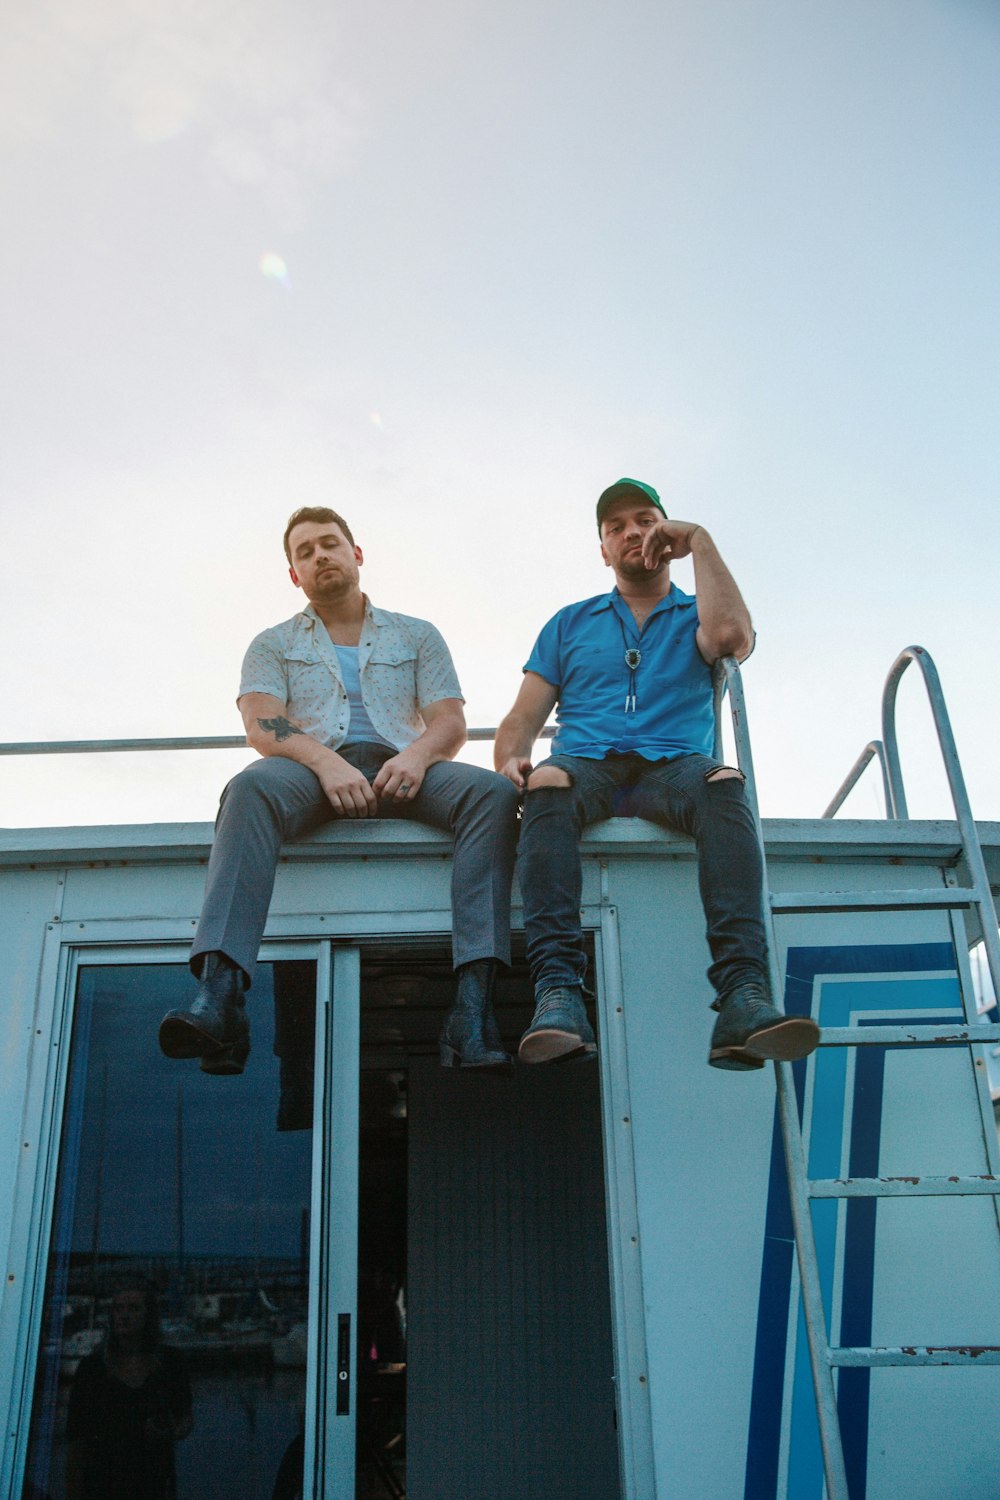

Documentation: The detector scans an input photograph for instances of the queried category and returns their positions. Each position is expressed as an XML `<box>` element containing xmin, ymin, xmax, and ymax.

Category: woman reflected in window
<box><xmin>65</xmin><ymin>1279</ymin><xmax>192</xmax><ymax>1500</ymax></box>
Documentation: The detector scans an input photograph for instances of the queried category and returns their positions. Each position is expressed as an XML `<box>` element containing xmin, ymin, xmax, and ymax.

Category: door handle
<box><xmin>336</xmin><ymin>1313</ymin><xmax>351</xmax><ymax>1414</ymax></box>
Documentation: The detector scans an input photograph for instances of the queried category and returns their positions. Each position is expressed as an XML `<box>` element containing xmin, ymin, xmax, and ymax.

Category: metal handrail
<box><xmin>824</xmin><ymin>642</ymin><xmax>979</xmax><ymax>825</ymax></box>
<box><xmin>821</xmin><ymin>739</ymin><xmax>891</xmax><ymax>818</ymax></box>
<box><xmin>880</xmin><ymin>645</ymin><xmax>1000</xmax><ymax>1001</ymax></box>
<box><xmin>0</xmin><ymin>728</ymin><xmax>555</xmax><ymax>757</ymax></box>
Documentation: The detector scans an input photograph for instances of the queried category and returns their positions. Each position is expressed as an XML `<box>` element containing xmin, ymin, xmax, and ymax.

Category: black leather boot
<box><xmin>708</xmin><ymin>981</ymin><xmax>820</xmax><ymax>1071</ymax></box>
<box><xmin>518</xmin><ymin>984</ymin><xmax>596</xmax><ymax>1064</ymax></box>
<box><xmin>158</xmin><ymin>952</ymin><xmax>251</xmax><ymax>1076</ymax></box>
<box><xmin>438</xmin><ymin>959</ymin><xmax>512</xmax><ymax>1069</ymax></box>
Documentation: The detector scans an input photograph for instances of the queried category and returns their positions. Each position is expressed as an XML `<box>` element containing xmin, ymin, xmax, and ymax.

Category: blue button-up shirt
<box><xmin>524</xmin><ymin>586</ymin><xmax>715</xmax><ymax>760</ymax></box>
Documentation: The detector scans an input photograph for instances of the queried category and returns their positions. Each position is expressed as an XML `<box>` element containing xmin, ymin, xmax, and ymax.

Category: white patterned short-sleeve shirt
<box><xmin>238</xmin><ymin>600</ymin><xmax>464</xmax><ymax>751</ymax></box>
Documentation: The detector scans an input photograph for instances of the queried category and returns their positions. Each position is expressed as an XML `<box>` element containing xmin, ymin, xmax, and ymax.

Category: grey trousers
<box><xmin>192</xmin><ymin>743</ymin><xmax>520</xmax><ymax>986</ymax></box>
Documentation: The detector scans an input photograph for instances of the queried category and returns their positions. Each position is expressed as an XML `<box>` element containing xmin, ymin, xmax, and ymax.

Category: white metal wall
<box><xmin>2</xmin><ymin>819</ymin><xmax>999</xmax><ymax>1499</ymax></box>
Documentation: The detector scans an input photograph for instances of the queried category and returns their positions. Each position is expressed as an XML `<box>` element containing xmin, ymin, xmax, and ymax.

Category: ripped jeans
<box><xmin>517</xmin><ymin>751</ymin><xmax>768</xmax><ymax>1001</ymax></box>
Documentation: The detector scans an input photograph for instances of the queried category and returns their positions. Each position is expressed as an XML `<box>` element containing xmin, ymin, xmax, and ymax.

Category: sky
<box><xmin>2</xmin><ymin>0</ymin><xmax>998</xmax><ymax>828</ymax></box>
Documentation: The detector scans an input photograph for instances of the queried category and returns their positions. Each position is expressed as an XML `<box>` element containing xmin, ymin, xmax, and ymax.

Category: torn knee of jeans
<box><xmin>525</xmin><ymin>767</ymin><xmax>574</xmax><ymax>792</ymax></box>
<box><xmin>705</xmin><ymin>766</ymin><xmax>745</xmax><ymax>785</ymax></box>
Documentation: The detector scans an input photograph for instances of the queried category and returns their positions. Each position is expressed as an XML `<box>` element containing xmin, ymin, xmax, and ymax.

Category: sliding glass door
<box><xmin>16</xmin><ymin>947</ymin><xmax>362</xmax><ymax>1500</ymax></box>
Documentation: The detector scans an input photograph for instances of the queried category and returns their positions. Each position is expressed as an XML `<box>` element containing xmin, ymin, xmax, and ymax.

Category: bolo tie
<box><xmin>617</xmin><ymin>615</ymin><xmax>642</xmax><ymax>713</ymax></box>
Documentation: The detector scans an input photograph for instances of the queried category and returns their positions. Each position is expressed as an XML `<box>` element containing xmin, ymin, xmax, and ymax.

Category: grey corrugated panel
<box><xmin>407</xmin><ymin>1059</ymin><xmax>620</xmax><ymax>1500</ymax></box>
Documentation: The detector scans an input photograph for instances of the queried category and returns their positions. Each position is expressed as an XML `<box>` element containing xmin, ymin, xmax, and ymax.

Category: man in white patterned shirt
<box><xmin>158</xmin><ymin>506</ymin><xmax>519</xmax><ymax>1078</ymax></box>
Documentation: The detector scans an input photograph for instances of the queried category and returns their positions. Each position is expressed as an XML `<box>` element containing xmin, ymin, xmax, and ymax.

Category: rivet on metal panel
<box><xmin>6</xmin><ymin>1275</ymin><xmax>14</xmax><ymax>1283</ymax></box>
<box><xmin>622</xmin><ymin>1116</ymin><xmax>630</xmax><ymax>1125</ymax></box>
<box><xmin>638</xmin><ymin>1375</ymin><xmax>647</xmax><ymax>1384</ymax></box>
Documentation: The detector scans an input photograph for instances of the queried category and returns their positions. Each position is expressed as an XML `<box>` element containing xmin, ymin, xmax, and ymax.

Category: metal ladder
<box><xmin>714</xmin><ymin>644</ymin><xmax>1000</xmax><ymax>1500</ymax></box>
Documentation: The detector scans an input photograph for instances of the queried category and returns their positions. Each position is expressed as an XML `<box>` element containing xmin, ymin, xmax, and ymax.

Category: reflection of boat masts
<box><xmin>89</xmin><ymin>1062</ymin><xmax>108</xmax><ymax>1325</ymax></box>
<box><xmin>253</xmin><ymin>1122</ymin><xmax>262</xmax><ymax>1290</ymax></box>
<box><xmin>176</xmin><ymin>1085</ymin><xmax>186</xmax><ymax>1291</ymax></box>
<box><xmin>299</xmin><ymin>1206</ymin><xmax>309</xmax><ymax>1291</ymax></box>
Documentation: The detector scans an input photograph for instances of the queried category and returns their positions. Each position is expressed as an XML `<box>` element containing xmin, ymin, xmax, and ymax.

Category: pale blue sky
<box><xmin>2</xmin><ymin>0</ymin><xmax>998</xmax><ymax>826</ymax></box>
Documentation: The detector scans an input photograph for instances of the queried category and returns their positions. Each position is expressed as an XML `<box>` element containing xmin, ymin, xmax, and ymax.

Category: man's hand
<box><xmin>372</xmin><ymin>747</ymin><xmax>431</xmax><ymax>803</ymax></box>
<box><xmin>640</xmin><ymin>518</ymin><xmax>704</xmax><ymax>571</ymax></box>
<box><xmin>497</xmin><ymin>755</ymin><xmax>533</xmax><ymax>791</ymax></box>
<box><xmin>316</xmin><ymin>754</ymin><xmax>378</xmax><ymax>818</ymax></box>
<box><xmin>494</xmin><ymin>673</ymin><xmax>559</xmax><ymax>786</ymax></box>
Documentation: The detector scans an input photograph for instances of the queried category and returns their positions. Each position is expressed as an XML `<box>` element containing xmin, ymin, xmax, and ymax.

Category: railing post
<box><xmin>881</xmin><ymin>644</ymin><xmax>1000</xmax><ymax>1009</ymax></box>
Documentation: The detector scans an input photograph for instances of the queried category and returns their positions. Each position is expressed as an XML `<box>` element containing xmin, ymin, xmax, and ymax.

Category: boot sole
<box><xmin>518</xmin><ymin>1028</ymin><xmax>597</xmax><ymax>1064</ymax></box>
<box><xmin>200</xmin><ymin>1042</ymin><xmax>250</xmax><ymax>1077</ymax></box>
<box><xmin>158</xmin><ymin>1016</ymin><xmax>249</xmax><ymax>1074</ymax></box>
<box><xmin>710</xmin><ymin>1016</ymin><xmax>820</xmax><ymax>1070</ymax></box>
<box><xmin>158</xmin><ymin>1015</ymin><xmax>224</xmax><ymax>1060</ymax></box>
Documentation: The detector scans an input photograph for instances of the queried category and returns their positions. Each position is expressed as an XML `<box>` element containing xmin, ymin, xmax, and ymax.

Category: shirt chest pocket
<box><xmin>283</xmin><ymin>649</ymin><xmax>340</xmax><ymax>704</ymax></box>
<box><xmin>364</xmin><ymin>647</ymin><xmax>418</xmax><ymax>703</ymax></box>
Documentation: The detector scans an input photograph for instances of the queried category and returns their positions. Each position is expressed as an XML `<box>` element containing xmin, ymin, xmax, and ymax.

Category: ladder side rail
<box><xmin>821</xmin><ymin>739</ymin><xmax>891</xmax><ymax>819</ymax></box>
<box><xmin>716</xmin><ymin>656</ymin><xmax>851</xmax><ymax>1500</ymax></box>
<box><xmin>712</xmin><ymin>663</ymin><xmax>726</xmax><ymax>762</ymax></box>
<box><xmin>881</xmin><ymin>645</ymin><xmax>1000</xmax><ymax>1017</ymax></box>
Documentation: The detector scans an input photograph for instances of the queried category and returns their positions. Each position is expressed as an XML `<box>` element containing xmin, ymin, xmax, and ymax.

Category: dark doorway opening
<box><xmin>357</xmin><ymin>944</ymin><xmax>621</xmax><ymax>1500</ymax></box>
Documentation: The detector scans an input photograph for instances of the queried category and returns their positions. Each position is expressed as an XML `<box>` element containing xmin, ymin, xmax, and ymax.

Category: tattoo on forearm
<box><xmin>258</xmin><ymin>716</ymin><xmax>304</xmax><ymax>742</ymax></box>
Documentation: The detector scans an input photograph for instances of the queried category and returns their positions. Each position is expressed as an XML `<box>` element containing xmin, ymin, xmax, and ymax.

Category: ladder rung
<box><xmin>817</xmin><ymin>1023</ymin><xmax>1000</xmax><ymax>1047</ymax></box>
<box><xmin>829</xmin><ymin>1345</ymin><xmax>1000</xmax><ymax>1368</ymax></box>
<box><xmin>809</xmin><ymin>1174</ymin><xmax>1000</xmax><ymax>1199</ymax></box>
<box><xmin>769</xmin><ymin>887</ymin><xmax>979</xmax><ymax>914</ymax></box>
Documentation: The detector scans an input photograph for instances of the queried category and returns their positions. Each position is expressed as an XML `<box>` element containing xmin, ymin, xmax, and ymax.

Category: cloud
<box><xmin>2</xmin><ymin>0</ymin><xmax>365</xmax><ymax>210</ymax></box>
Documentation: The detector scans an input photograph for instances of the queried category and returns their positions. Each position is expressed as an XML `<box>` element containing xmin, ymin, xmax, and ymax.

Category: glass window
<box><xmin>22</xmin><ymin>960</ymin><xmax>316</xmax><ymax>1500</ymax></box>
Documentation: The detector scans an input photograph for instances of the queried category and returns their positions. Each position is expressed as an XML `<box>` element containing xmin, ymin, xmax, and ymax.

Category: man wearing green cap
<box><xmin>495</xmin><ymin>478</ymin><xmax>819</xmax><ymax>1071</ymax></box>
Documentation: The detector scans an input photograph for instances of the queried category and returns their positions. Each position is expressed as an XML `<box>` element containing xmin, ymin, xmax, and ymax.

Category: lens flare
<box><xmin>259</xmin><ymin>252</ymin><xmax>289</xmax><ymax>285</ymax></box>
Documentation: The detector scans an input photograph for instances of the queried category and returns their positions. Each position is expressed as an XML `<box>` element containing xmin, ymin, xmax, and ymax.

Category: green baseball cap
<box><xmin>596</xmin><ymin>477</ymin><xmax>667</xmax><ymax>529</ymax></box>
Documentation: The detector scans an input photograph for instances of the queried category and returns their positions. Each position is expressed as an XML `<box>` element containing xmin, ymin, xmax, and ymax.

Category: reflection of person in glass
<box><xmin>65</xmin><ymin>1281</ymin><xmax>192</xmax><ymax>1500</ymax></box>
<box><xmin>157</xmin><ymin>506</ymin><xmax>520</xmax><ymax>1076</ymax></box>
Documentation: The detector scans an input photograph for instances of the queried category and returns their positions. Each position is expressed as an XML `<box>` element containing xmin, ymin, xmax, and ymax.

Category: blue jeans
<box><xmin>517</xmin><ymin>752</ymin><xmax>768</xmax><ymax>1000</ymax></box>
<box><xmin>193</xmin><ymin>743</ymin><xmax>519</xmax><ymax>985</ymax></box>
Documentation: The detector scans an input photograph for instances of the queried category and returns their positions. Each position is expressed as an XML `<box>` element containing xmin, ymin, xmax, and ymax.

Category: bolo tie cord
<box><xmin>618</xmin><ymin>616</ymin><xmax>642</xmax><ymax>713</ymax></box>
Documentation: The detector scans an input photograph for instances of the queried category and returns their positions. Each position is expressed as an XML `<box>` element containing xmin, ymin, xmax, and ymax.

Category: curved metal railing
<box><xmin>821</xmin><ymin>739</ymin><xmax>891</xmax><ymax>819</ymax></box>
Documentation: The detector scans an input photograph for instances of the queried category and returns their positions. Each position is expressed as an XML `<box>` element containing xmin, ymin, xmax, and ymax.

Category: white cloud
<box><xmin>1</xmin><ymin>0</ymin><xmax>366</xmax><ymax>211</ymax></box>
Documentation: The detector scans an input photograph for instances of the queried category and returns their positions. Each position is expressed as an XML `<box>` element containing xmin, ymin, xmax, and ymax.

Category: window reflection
<box><xmin>23</xmin><ymin>961</ymin><xmax>316</xmax><ymax>1500</ymax></box>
